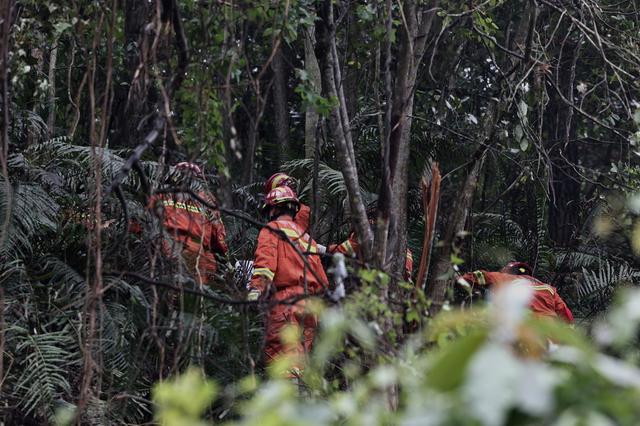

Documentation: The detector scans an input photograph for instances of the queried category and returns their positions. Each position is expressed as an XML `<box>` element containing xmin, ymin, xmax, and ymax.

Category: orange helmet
<box><xmin>263</xmin><ymin>186</ymin><xmax>300</xmax><ymax>211</ymax></box>
<box><xmin>500</xmin><ymin>261</ymin><xmax>532</xmax><ymax>276</ymax></box>
<box><xmin>264</xmin><ymin>172</ymin><xmax>296</xmax><ymax>193</ymax></box>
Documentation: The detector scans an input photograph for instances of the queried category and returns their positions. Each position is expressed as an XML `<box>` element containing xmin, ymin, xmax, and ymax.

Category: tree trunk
<box><xmin>545</xmin><ymin>28</ymin><xmax>582</xmax><ymax>247</ymax></box>
<box><xmin>46</xmin><ymin>39</ymin><xmax>59</xmax><ymax>138</ymax></box>
<box><xmin>386</xmin><ymin>0</ymin><xmax>439</xmax><ymax>276</ymax></box>
<box><xmin>317</xmin><ymin>0</ymin><xmax>373</xmax><ymax>260</ymax></box>
<box><xmin>0</xmin><ymin>0</ymin><xmax>15</xmax><ymax>401</ymax></box>
<box><xmin>217</xmin><ymin>9</ymin><xmax>240</xmax><ymax>205</ymax></box>
<box><xmin>239</xmin><ymin>75</ymin><xmax>273</xmax><ymax>186</ymax></box>
<box><xmin>272</xmin><ymin>46</ymin><xmax>289</xmax><ymax>165</ymax></box>
<box><xmin>304</xmin><ymin>27</ymin><xmax>321</xmax><ymax>159</ymax></box>
<box><xmin>373</xmin><ymin>0</ymin><xmax>393</xmax><ymax>269</ymax></box>
<box><xmin>110</xmin><ymin>0</ymin><xmax>155</xmax><ymax>148</ymax></box>
<box><xmin>425</xmin><ymin>100</ymin><xmax>503</xmax><ymax>312</ymax></box>
<box><xmin>27</xmin><ymin>45</ymin><xmax>45</xmax><ymax>146</ymax></box>
<box><xmin>242</xmin><ymin>113</ymin><xmax>259</xmax><ymax>185</ymax></box>
<box><xmin>427</xmin><ymin>157</ymin><xmax>484</xmax><ymax>311</ymax></box>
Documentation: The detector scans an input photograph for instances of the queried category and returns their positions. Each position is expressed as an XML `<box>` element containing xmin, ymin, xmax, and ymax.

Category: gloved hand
<box><xmin>247</xmin><ymin>289</ymin><xmax>261</xmax><ymax>301</ymax></box>
<box><xmin>456</xmin><ymin>276</ymin><xmax>471</xmax><ymax>288</ymax></box>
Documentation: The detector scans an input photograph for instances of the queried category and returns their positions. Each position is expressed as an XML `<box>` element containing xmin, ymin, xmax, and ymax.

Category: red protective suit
<box><xmin>249</xmin><ymin>216</ymin><xmax>328</xmax><ymax>374</ymax></box>
<box><xmin>294</xmin><ymin>203</ymin><xmax>311</xmax><ymax>234</ymax></box>
<box><xmin>461</xmin><ymin>270</ymin><xmax>574</xmax><ymax>323</ymax></box>
<box><xmin>150</xmin><ymin>191</ymin><xmax>227</xmax><ymax>285</ymax></box>
<box><xmin>329</xmin><ymin>232</ymin><xmax>414</xmax><ymax>281</ymax></box>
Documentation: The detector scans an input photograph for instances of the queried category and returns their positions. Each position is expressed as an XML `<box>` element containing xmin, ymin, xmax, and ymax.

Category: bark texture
<box><xmin>386</xmin><ymin>0</ymin><xmax>439</xmax><ymax>274</ymax></box>
<box><xmin>545</xmin><ymin>26</ymin><xmax>582</xmax><ymax>247</ymax></box>
<box><xmin>304</xmin><ymin>27</ymin><xmax>321</xmax><ymax>159</ymax></box>
<box><xmin>317</xmin><ymin>0</ymin><xmax>373</xmax><ymax>260</ymax></box>
<box><xmin>272</xmin><ymin>46</ymin><xmax>289</xmax><ymax>165</ymax></box>
<box><xmin>111</xmin><ymin>0</ymin><xmax>155</xmax><ymax>148</ymax></box>
<box><xmin>427</xmin><ymin>157</ymin><xmax>484</xmax><ymax>310</ymax></box>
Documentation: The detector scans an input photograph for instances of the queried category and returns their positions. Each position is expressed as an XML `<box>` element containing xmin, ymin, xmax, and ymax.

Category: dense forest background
<box><xmin>1</xmin><ymin>0</ymin><xmax>640</xmax><ymax>424</ymax></box>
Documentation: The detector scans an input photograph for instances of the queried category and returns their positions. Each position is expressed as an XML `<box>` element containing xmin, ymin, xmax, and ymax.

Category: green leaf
<box><xmin>153</xmin><ymin>367</ymin><xmax>218</xmax><ymax>425</ymax></box>
<box><xmin>427</xmin><ymin>330</ymin><xmax>489</xmax><ymax>392</ymax></box>
<box><xmin>514</xmin><ymin>124</ymin><xmax>524</xmax><ymax>142</ymax></box>
<box><xmin>53</xmin><ymin>22</ymin><xmax>72</xmax><ymax>37</ymax></box>
<box><xmin>405</xmin><ymin>309</ymin><xmax>420</xmax><ymax>323</ymax></box>
<box><xmin>518</xmin><ymin>100</ymin><xmax>528</xmax><ymax>118</ymax></box>
<box><xmin>356</xmin><ymin>4</ymin><xmax>375</xmax><ymax>22</ymax></box>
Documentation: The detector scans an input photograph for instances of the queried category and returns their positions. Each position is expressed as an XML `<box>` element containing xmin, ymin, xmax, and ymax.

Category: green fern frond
<box><xmin>0</xmin><ymin>181</ymin><xmax>59</xmax><ymax>258</ymax></box>
<box><xmin>556</xmin><ymin>249</ymin><xmax>607</xmax><ymax>271</ymax></box>
<box><xmin>472</xmin><ymin>212</ymin><xmax>526</xmax><ymax>253</ymax></box>
<box><xmin>0</xmin><ymin>260</ymin><xmax>29</xmax><ymax>298</ymax></box>
<box><xmin>16</xmin><ymin>139</ymin><xmax>164</xmax><ymax>195</ymax></box>
<box><xmin>9</xmin><ymin>325</ymin><xmax>79</xmax><ymax>420</ymax></box>
<box><xmin>283</xmin><ymin>158</ymin><xmax>345</xmax><ymax>198</ymax></box>
<box><xmin>101</xmin><ymin>300</ymin><xmax>135</xmax><ymax>379</ymax></box>
<box><xmin>283</xmin><ymin>158</ymin><xmax>376</xmax><ymax>209</ymax></box>
<box><xmin>579</xmin><ymin>263</ymin><xmax>640</xmax><ymax>300</ymax></box>
<box><xmin>43</xmin><ymin>256</ymin><xmax>86</xmax><ymax>294</ymax></box>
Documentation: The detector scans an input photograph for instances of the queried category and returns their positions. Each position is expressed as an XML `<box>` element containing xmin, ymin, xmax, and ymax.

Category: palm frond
<box><xmin>15</xmin><ymin>138</ymin><xmax>165</xmax><ymax>194</ymax></box>
<box><xmin>533</xmin><ymin>195</ymin><xmax>547</xmax><ymax>263</ymax></box>
<box><xmin>101</xmin><ymin>300</ymin><xmax>135</xmax><ymax>379</ymax></box>
<box><xmin>0</xmin><ymin>258</ymin><xmax>26</xmax><ymax>283</ymax></box>
<box><xmin>472</xmin><ymin>212</ymin><xmax>525</xmax><ymax>251</ymax></box>
<box><xmin>232</xmin><ymin>181</ymin><xmax>265</xmax><ymax>212</ymax></box>
<box><xmin>0</xmin><ymin>181</ymin><xmax>59</xmax><ymax>258</ymax></box>
<box><xmin>556</xmin><ymin>248</ymin><xmax>609</xmax><ymax>271</ymax></box>
<box><xmin>9</xmin><ymin>325</ymin><xmax>79</xmax><ymax>420</ymax></box>
<box><xmin>579</xmin><ymin>262</ymin><xmax>640</xmax><ymax>300</ymax></box>
<box><xmin>11</xmin><ymin>107</ymin><xmax>47</xmax><ymax>142</ymax></box>
<box><xmin>472</xmin><ymin>240</ymin><xmax>515</xmax><ymax>270</ymax></box>
<box><xmin>283</xmin><ymin>158</ymin><xmax>376</xmax><ymax>207</ymax></box>
<box><xmin>42</xmin><ymin>256</ymin><xmax>86</xmax><ymax>303</ymax></box>
<box><xmin>283</xmin><ymin>158</ymin><xmax>346</xmax><ymax>198</ymax></box>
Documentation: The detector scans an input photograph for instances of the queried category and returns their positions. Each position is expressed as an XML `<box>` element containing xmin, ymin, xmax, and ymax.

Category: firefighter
<box><xmin>458</xmin><ymin>261</ymin><xmax>574</xmax><ymax>323</ymax></box>
<box><xmin>264</xmin><ymin>172</ymin><xmax>328</xmax><ymax>254</ymax></box>
<box><xmin>264</xmin><ymin>172</ymin><xmax>311</xmax><ymax>233</ymax></box>
<box><xmin>248</xmin><ymin>185</ymin><xmax>328</xmax><ymax>375</ymax></box>
<box><xmin>149</xmin><ymin>162</ymin><xmax>228</xmax><ymax>286</ymax></box>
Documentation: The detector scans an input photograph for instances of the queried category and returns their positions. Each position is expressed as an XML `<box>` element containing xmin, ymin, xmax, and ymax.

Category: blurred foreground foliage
<box><xmin>150</xmin><ymin>285</ymin><xmax>640</xmax><ymax>426</ymax></box>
